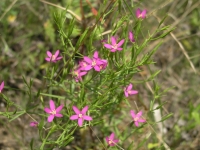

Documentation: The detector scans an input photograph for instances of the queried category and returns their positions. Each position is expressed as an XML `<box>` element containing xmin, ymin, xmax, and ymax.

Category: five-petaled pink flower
<box><xmin>104</xmin><ymin>36</ymin><xmax>125</xmax><ymax>52</ymax></box>
<box><xmin>44</xmin><ymin>100</ymin><xmax>63</xmax><ymax>122</ymax></box>
<box><xmin>129</xmin><ymin>31</ymin><xmax>135</xmax><ymax>43</ymax></box>
<box><xmin>70</xmin><ymin>105</ymin><xmax>92</xmax><ymax>127</ymax></box>
<box><xmin>45</xmin><ymin>50</ymin><xmax>63</xmax><ymax>62</ymax></box>
<box><xmin>105</xmin><ymin>132</ymin><xmax>119</xmax><ymax>146</ymax></box>
<box><xmin>136</xmin><ymin>8</ymin><xmax>147</xmax><ymax>19</ymax></box>
<box><xmin>124</xmin><ymin>83</ymin><xmax>138</xmax><ymax>97</ymax></box>
<box><xmin>30</xmin><ymin>122</ymin><xmax>38</xmax><ymax>127</ymax></box>
<box><xmin>130</xmin><ymin>110</ymin><xmax>146</xmax><ymax>127</ymax></box>
<box><xmin>0</xmin><ymin>81</ymin><xmax>4</xmax><ymax>93</ymax></box>
<box><xmin>83</xmin><ymin>51</ymin><xmax>106</xmax><ymax>71</ymax></box>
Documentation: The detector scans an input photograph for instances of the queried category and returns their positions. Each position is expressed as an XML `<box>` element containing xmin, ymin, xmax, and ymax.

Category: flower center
<box><xmin>74</xmin><ymin>71</ymin><xmax>79</xmax><ymax>76</ymax></box>
<box><xmin>112</xmin><ymin>44</ymin><xmax>118</xmax><ymax>49</ymax></box>
<box><xmin>51</xmin><ymin>55</ymin><xmax>56</xmax><ymax>60</ymax></box>
<box><xmin>50</xmin><ymin>109</ymin><xmax>56</xmax><ymax>115</ymax></box>
<box><xmin>78</xmin><ymin>113</ymin><xmax>83</xmax><ymax>118</ymax></box>
<box><xmin>92</xmin><ymin>60</ymin><xmax>96</xmax><ymax>66</ymax></box>
<box><xmin>138</xmin><ymin>14</ymin><xmax>142</xmax><ymax>18</ymax></box>
<box><xmin>108</xmin><ymin>139</ymin><xmax>113</xmax><ymax>145</ymax></box>
<box><xmin>134</xmin><ymin>117</ymin><xmax>139</xmax><ymax>122</ymax></box>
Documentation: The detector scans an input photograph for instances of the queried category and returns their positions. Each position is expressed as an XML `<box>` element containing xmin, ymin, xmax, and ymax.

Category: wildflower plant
<box><xmin>0</xmin><ymin>0</ymin><xmax>175</xmax><ymax>149</ymax></box>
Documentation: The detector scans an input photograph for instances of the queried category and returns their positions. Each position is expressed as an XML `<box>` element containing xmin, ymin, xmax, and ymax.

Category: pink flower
<box><xmin>70</xmin><ymin>106</ymin><xmax>92</xmax><ymax>127</ymax></box>
<box><xmin>45</xmin><ymin>50</ymin><xmax>62</xmax><ymax>62</ymax></box>
<box><xmin>136</xmin><ymin>8</ymin><xmax>147</xmax><ymax>19</ymax></box>
<box><xmin>73</xmin><ymin>68</ymin><xmax>87</xmax><ymax>82</ymax></box>
<box><xmin>105</xmin><ymin>132</ymin><xmax>119</xmax><ymax>146</ymax></box>
<box><xmin>0</xmin><ymin>81</ymin><xmax>4</xmax><ymax>93</ymax></box>
<box><xmin>44</xmin><ymin>100</ymin><xmax>63</xmax><ymax>122</ymax></box>
<box><xmin>99</xmin><ymin>59</ymin><xmax>108</xmax><ymax>71</ymax></box>
<box><xmin>104</xmin><ymin>36</ymin><xmax>125</xmax><ymax>52</ymax></box>
<box><xmin>124</xmin><ymin>83</ymin><xmax>138</xmax><ymax>97</ymax></box>
<box><xmin>83</xmin><ymin>51</ymin><xmax>105</xmax><ymax>72</ymax></box>
<box><xmin>129</xmin><ymin>31</ymin><xmax>135</xmax><ymax>43</ymax></box>
<box><xmin>30</xmin><ymin>122</ymin><xmax>38</xmax><ymax>127</ymax></box>
<box><xmin>130</xmin><ymin>110</ymin><xmax>146</xmax><ymax>127</ymax></box>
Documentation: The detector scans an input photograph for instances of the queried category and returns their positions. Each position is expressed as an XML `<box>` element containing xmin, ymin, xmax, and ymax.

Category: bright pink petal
<box><xmin>129</xmin><ymin>90</ymin><xmax>138</xmax><ymax>95</ymax></box>
<box><xmin>84</xmin><ymin>65</ymin><xmax>93</xmax><ymax>71</ymax></box>
<box><xmin>141</xmin><ymin>10</ymin><xmax>147</xmax><ymax>19</ymax></box>
<box><xmin>72</xmin><ymin>106</ymin><xmax>80</xmax><ymax>114</ymax></box>
<box><xmin>138</xmin><ymin>119</ymin><xmax>146</xmax><ymax>123</ymax></box>
<box><xmin>94</xmin><ymin>66</ymin><xmax>100</xmax><ymax>72</ymax></box>
<box><xmin>84</xmin><ymin>56</ymin><xmax>92</xmax><ymax>64</ymax></box>
<box><xmin>112</xmin><ymin>139</ymin><xmax>119</xmax><ymax>145</ymax></box>
<box><xmin>136</xmin><ymin>8</ymin><xmax>141</xmax><ymax>18</ymax></box>
<box><xmin>137</xmin><ymin>111</ymin><xmax>143</xmax><ymax>118</ymax></box>
<box><xmin>54</xmin><ymin>50</ymin><xmax>60</xmax><ymax>58</ymax></box>
<box><xmin>111</xmin><ymin>37</ymin><xmax>116</xmax><ymax>45</ymax></box>
<box><xmin>49</xmin><ymin>100</ymin><xmax>55</xmax><ymax>110</ymax></box>
<box><xmin>70</xmin><ymin>115</ymin><xmax>79</xmax><ymax>120</ymax></box>
<box><xmin>78</xmin><ymin>118</ymin><xmax>83</xmax><ymax>126</ymax></box>
<box><xmin>110</xmin><ymin>49</ymin><xmax>117</xmax><ymax>52</ymax></box>
<box><xmin>124</xmin><ymin>90</ymin><xmax>129</xmax><ymax>97</ymax></box>
<box><xmin>0</xmin><ymin>81</ymin><xmax>4</xmax><ymax>90</ymax></box>
<box><xmin>109</xmin><ymin>133</ymin><xmax>115</xmax><ymax>140</ymax></box>
<box><xmin>81</xmin><ymin>106</ymin><xmax>88</xmax><ymax>114</ymax></box>
<box><xmin>83</xmin><ymin>115</ymin><xmax>92</xmax><ymax>121</ymax></box>
<box><xmin>44</xmin><ymin>108</ymin><xmax>51</xmax><ymax>114</ymax></box>
<box><xmin>56</xmin><ymin>105</ymin><xmax>63</xmax><ymax>113</ymax></box>
<box><xmin>127</xmin><ymin>83</ymin><xmax>133</xmax><ymax>91</ymax></box>
<box><xmin>47</xmin><ymin>51</ymin><xmax>52</xmax><ymax>57</ymax></box>
<box><xmin>55</xmin><ymin>114</ymin><xmax>63</xmax><ymax>117</ymax></box>
<box><xmin>130</xmin><ymin>110</ymin><xmax>136</xmax><ymax>118</ymax></box>
<box><xmin>45</xmin><ymin>58</ymin><xmax>51</xmax><ymax>62</ymax></box>
<box><xmin>79</xmin><ymin>71</ymin><xmax>87</xmax><ymax>76</ymax></box>
<box><xmin>117</xmin><ymin>39</ymin><xmax>124</xmax><ymax>47</ymax></box>
<box><xmin>105</xmin><ymin>137</ymin><xmax>109</xmax><ymax>143</ymax></box>
<box><xmin>104</xmin><ymin>44</ymin><xmax>112</xmax><ymax>49</ymax></box>
<box><xmin>48</xmin><ymin>115</ymin><xmax>54</xmax><ymax>122</ymax></box>
<box><xmin>55</xmin><ymin>56</ymin><xmax>62</xmax><ymax>60</ymax></box>
<box><xmin>93</xmin><ymin>51</ymin><xmax>98</xmax><ymax>58</ymax></box>
<box><xmin>116</xmin><ymin>48</ymin><xmax>123</xmax><ymax>51</ymax></box>
<box><xmin>134</xmin><ymin>121</ymin><xmax>139</xmax><ymax>127</ymax></box>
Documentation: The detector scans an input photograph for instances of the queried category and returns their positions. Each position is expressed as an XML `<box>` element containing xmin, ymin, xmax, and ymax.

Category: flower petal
<box><xmin>124</xmin><ymin>90</ymin><xmax>129</xmax><ymax>97</ymax></box>
<box><xmin>83</xmin><ymin>56</ymin><xmax>92</xmax><ymax>64</ymax></box>
<box><xmin>138</xmin><ymin>119</ymin><xmax>146</xmax><ymax>123</ymax></box>
<box><xmin>104</xmin><ymin>44</ymin><xmax>112</xmax><ymax>49</ymax></box>
<box><xmin>134</xmin><ymin>121</ymin><xmax>139</xmax><ymax>127</ymax></box>
<box><xmin>141</xmin><ymin>10</ymin><xmax>147</xmax><ymax>19</ymax></box>
<box><xmin>49</xmin><ymin>100</ymin><xmax>55</xmax><ymax>110</ymax></box>
<box><xmin>56</xmin><ymin>105</ymin><xmax>63</xmax><ymax>113</ymax></box>
<box><xmin>0</xmin><ymin>81</ymin><xmax>4</xmax><ymax>90</ymax></box>
<box><xmin>130</xmin><ymin>110</ymin><xmax>136</xmax><ymax>118</ymax></box>
<box><xmin>83</xmin><ymin>115</ymin><xmax>92</xmax><ymax>121</ymax></box>
<box><xmin>93</xmin><ymin>51</ymin><xmax>98</xmax><ymax>58</ymax></box>
<box><xmin>136</xmin><ymin>8</ymin><xmax>141</xmax><ymax>18</ymax></box>
<box><xmin>137</xmin><ymin>111</ymin><xmax>143</xmax><ymax>118</ymax></box>
<box><xmin>55</xmin><ymin>114</ymin><xmax>63</xmax><ymax>117</ymax></box>
<box><xmin>47</xmin><ymin>51</ymin><xmax>52</xmax><ymax>57</ymax></box>
<box><xmin>127</xmin><ymin>83</ymin><xmax>133</xmax><ymax>91</ymax></box>
<box><xmin>45</xmin><ymin>58</ymin><xmax>51</xmax><ymax>62</ymax></box>
<box><xmin>72</xmin><ymin>106</ymin><xmax>81</xmax><ymax>114</ymax></box>
<box><xmin>129</xmin><ymin>90</ymin><xmax>138</xmax><ymax>95</ymax></box>
<box><xmin>117</xmin><ymin>39</ymin><xmax>124</xmax><ymax>47</ymax></box>
<box><xmin>116</xmin><ymin>48</ymin><xmax>123</xmax><ymax>51</ymax></box>
<box><xmin>48</xmin><ymin>115</ymin><xmax>54</xmax><ymax>122</ymax></box>
<box><xmin>110</xmin><ymin>49</ymin><xmax>117</xmax><ymax>52</ymax></box>
<box><xmin>55</xmin><ymin>56</ymin><xmax>62</xmax><ymax>61</ymax></box>
<box><xmin>111</xmin><ymin>36</ymin><xmax>116</xmax><ymax>45</ymax></box>
<box><xmin>109</xmin><ymin>133</ymin><xmax>115</xmax><ymax>140</ymax></box>
<box><xmin>54</xmin><ymin>50</ymin><xmax>60</xmax><ymax>58</ymax></box>
<box><xmin>44</xmin><ymin>108</ymin><xmax>51</xmax><ymax>114</ymax></box>
<box><xmin>78</xmin><ymin>118</ymin><xmax>83</xmax><ymax>126</ymax></box>
<box><xmin>70</xmin><ymin>115</ymin><xmax>78</xmax><ymax>120</ymax></box>
<box><xmin>81</xmin><ymin>106</ymin><xmax>88</xmax><ymax>114</ymax></box>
